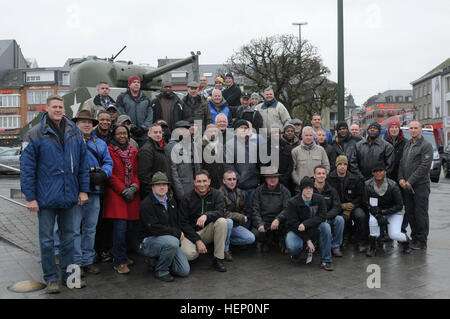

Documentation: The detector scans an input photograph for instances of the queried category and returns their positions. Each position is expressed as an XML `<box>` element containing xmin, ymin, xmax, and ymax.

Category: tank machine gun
<box><xmin>20</xmin><ymin>48</ymin><xmax>201</xmax><ymax>139</ymax></box>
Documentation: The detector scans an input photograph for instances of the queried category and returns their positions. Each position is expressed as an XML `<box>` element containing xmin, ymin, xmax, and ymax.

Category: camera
<box><xmin>89</xmin><ymin>167</ymin><xmax>106</xmax><ymax>192</ymax></box>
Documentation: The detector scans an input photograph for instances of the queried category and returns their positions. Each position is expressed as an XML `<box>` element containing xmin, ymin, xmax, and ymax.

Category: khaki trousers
<box><xmin>181</xmin><ymin>218</ymin><xmax>227</xmax><ymax>261</ymax></box>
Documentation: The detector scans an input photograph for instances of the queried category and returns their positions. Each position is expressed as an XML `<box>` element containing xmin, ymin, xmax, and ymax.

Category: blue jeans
<box><xmin>54</xmin><ymin>218</ymin><xmax>60</xmax><ymax>256</ymax></box>
<box><xmin>141</xmin><ymin>235</ymin><xmax>190</xmax><ymax>278</ymax></box>
<box><xmin>112</xmin><ymin>219</ymin><xmax>133</xmax><ymax>267</ymax></box>
<box><xmin>328</xmin><ymin>216</ymin><xmax>344</xmax><ymax>250</ymax></box>
<box><xmin>225</xmin><ymin>218</ymin><xmax>256</xmax><ymax>251</ymax></box>
<box><xmin>38</xmin><ymin>206</ymin><xmax>77</xmax><ymax>283</ymax></box>
<box><xmin>241</xmin><ymin>188</ymin><xmax>255</xmax><ymax>229</ymax></box>
<box><xmin>285</xmin><ymin>222</ymin><xmax>332</xmax><ymax>263</ymax></box>
<box><xmin>74</xmin><ymin>194</ymin><xmax>100</xmax><ymax>266</ymax></box>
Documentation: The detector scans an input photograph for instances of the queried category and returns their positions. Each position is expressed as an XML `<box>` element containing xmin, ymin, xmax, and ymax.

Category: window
<box><xmin>447</xmin><ymin>101</ymin><xmax>450</xmax><ymax>117</ymax></box>
<box><xmin>27</xmin><ymin>112</ymin><xmax>41</xmax><ymax>123</ymax></box>
<box><xmin>406</xmin><ymin>96</ymin><xmax>412</xmax><ymax>102</ymax></box>
<box><xmin>62</xmin><ymin>73</ymin><xmax>70</xmax><ymax>86</ymax></box>
<box><xmin>385</xmin><ymin>96</ymin><xmax>393</xmax><ymax>103</ymax></box>
<box><xmin>446</xmin><ymin>77</ymin><xmax>450</xmax><ymax>93</ymax></box>
<box><xmin>0</xmin><ymin>116</ymin><xmax>21</xmax><ymax>129</ymax></box>
<box><xmin>203</xmin><ymin>73</ymin><xmax>213</xmax><ymax>77</ymax></box>
<box><xmin>26</xmin><ymin>75</ymin><xmax>41</xmax><ymax>82</ymax></box>
<box><xmin>171</xmin><ymin>72</ymin><xmax>187</xmax><ymax>78</ymax></box>
<box><xmin>27</xmin><ymin>90</ymin><xmax>54</xmax><ymax>105</ymax></box>
<box><xmin>395</xmin><ymin>96</ymin><xmax>404</xmax><ymax>103</ymax></box>
<box><xmin>0</xmin><ymin>94</ymin><xmax>20</xmax><ymax>108</ymax></box>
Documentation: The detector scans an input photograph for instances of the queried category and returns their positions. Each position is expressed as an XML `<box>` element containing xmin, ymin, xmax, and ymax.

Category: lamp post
<box><xmin>337</xmin><ymin>0</ymin><xmax>345</xmax><ymax>121</ymax></box>
<box><xmin>292</xmin><ymin>22</ymin><xmax>308</xmax><ymax>47</ymax></box>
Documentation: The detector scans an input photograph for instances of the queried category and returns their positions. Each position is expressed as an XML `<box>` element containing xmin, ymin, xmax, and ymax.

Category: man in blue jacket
<box><xmin>72</xmin><ymin>110</ymin><xmax>113</xmax><ymax>276</ymax></box>
<box><xmin>311</xmin><ymin>114</ymin><xmax>333</xmax><ymax>145</ymax></box>
<box><xmin>21</xmin><ymin>95</ymin><xmax>90</xmax><ymax>294</ymax></box>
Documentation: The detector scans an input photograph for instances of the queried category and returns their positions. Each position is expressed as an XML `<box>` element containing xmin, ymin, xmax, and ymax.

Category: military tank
<box><xmin>20</xmin><ymin>49</ymin><xmax>200</xmax><ymax>138</ymax></box>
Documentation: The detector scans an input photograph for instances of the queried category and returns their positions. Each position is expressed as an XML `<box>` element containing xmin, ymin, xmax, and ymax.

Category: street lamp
<box><xmin>292</xmin><ymin>22</ymin><xmax>308</xmax><ymax>46</ymax></box>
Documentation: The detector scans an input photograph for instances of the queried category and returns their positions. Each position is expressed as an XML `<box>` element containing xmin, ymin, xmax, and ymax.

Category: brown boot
<box><xmin>224</xmin><ymin>251</ymin><xmax>233</xmax><ymax>262</ymax></box>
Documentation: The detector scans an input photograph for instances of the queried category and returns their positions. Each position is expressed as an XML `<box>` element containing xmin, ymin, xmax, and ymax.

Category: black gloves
<box><xmin>121</xmin><ymin>184</ymin><xmax>138</xmax><ymax>202</ymax></box>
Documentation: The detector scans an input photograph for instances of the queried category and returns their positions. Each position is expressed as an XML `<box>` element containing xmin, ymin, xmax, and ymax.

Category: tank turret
<box><xmin>20</xmin><ymin>51</ymin><xmax>200</xmax><ymax>139</ymax></box>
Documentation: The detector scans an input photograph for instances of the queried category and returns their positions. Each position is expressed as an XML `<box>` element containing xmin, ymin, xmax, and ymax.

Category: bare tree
<box><xmin>225</xmin><ymin>34</ymin><xmax>337</xmax><ymax>124</ymax></box>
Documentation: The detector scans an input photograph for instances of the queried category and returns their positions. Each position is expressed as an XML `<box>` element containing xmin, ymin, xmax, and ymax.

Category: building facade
<box><xmin>411</xmin><ymin>58</ymin><xmax>450</xmax><ymax>147</ymax></box>
<box><xmin>360</xmin><ymin>90</ymin><xmax>413</xmax><ymax>131</ymax></box>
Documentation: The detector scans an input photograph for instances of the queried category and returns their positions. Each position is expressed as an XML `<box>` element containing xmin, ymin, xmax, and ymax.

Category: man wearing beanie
<box><xmin>283</xmin><ymin>177</ymin><xmax>333</xmax><ymax>270</ymax></box>
<box><xmin>350</xmin><ymin>122</ymin><xmax>394</xmax><ymax>181</ymax></box>
<box><xmin>222</xmin><ymin>73</ymin><xmax>242</xmax><ymax>107</ymax></box>
<box><xmin>327</xmin><ymin>155</ymin><xmax>368</xmax><ymax>252</ymax></box>
<box><xmin>332</xmin><ymin>121</ymin><xmax>357</xmax><ymax>161</ymax></box>
<box><xmin>116</xmin><ymin>75</ymin><xmax>153</xmax><ymax>147</ymax></box>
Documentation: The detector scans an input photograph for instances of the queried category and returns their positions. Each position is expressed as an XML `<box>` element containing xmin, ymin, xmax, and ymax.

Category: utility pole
<box><xmin>292</xmin><ymin>22</ymin><xmax>308</xmax><ymax>49</ymax></box>
<box><xmin>338</xmin><ymin>0</ymin><xmax>345</xmax><ymax>121</ymax></box>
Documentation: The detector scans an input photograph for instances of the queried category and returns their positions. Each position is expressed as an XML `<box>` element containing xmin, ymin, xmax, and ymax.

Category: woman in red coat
<box><xmin>103</xmin><ymin>125</ymin><xmax>140</xmax><ymax>274</ymax></box>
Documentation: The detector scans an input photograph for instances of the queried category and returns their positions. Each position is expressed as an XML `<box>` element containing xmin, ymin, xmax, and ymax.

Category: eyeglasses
<box><xmin>115</xmin><ymin>132</ymin><xmax>128</xmax><ymax>136</ymax></box>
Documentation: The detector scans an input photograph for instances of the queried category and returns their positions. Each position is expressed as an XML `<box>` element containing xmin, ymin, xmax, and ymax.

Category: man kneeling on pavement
<box><xmin>179</xmin><ymin>170</ymin><xmax>228</xmax><ymax>272</ymax></box>
<box><xmin>138</xmin><ymin>172</ymin><xmax>190</xmax><ymax>282</ymax></box>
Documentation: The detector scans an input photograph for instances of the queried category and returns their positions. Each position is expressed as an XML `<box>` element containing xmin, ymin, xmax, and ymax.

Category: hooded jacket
<box><xmin>234</xmin><ymin>105</ymin><xmax>264</xmax><ymax>131</ymax></box>
<box><xmin>332</xmin><ymin>132</ymin><xmax>357</xmax><ymax>161</ymax></box>
<box><xmin>21</xmin><ymin>114</ymin><xmax>90</xmax><ymax>209</ymax></box>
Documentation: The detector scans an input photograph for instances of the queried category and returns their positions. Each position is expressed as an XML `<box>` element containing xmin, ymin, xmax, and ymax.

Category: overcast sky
<box><xmin>2</xmin><ymin>0</ymin><xmax>449</xmax><ymax>105</ymax></box>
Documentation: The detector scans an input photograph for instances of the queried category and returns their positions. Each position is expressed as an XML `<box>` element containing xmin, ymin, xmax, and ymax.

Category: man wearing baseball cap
<box><xmin>116</xmin><ymin>75</ymin><xmax>153</xmax><ymax>147</ymax></box>
<box><xmin>350</xmin><ymin>122</ymin><xmax>394</xmax><ymax>181</ymax></box>
<box><xmin>234</xmin><ymin>92</ymin><xmax>264</xmax><ymax>132</ymax></box>
<box><xmin>181</xmin><ymin>81</ymin><xmax>212</xmax><ymax>132</ymax></box>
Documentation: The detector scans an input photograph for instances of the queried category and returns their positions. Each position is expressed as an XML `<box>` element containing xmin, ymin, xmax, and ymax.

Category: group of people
<box><xmin>20</xmin><ymin>74</ymin><xmax>434</xmax><ymax>294</ymax></box>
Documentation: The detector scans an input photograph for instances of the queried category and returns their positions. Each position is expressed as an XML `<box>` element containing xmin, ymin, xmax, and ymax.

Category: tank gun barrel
<box><xmin>143</xmin><ymin>54</ymin><xmax>198</xmax><ymax>81</ymax></box>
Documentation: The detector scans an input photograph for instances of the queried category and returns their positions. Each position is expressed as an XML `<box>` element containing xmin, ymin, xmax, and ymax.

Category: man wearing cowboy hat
<box><xmin>138</xmin><ymin>172</ymin><xmax>190</xmax><ymax>282</ymax></box>
<box><xmin>251</xmin><ymin>167</ymin><xmax>292</xmax><ymax>253</ymax></box>
<box><xmin>72</xmin><ymin>110</ymin><xmax>113</xmax><ymax>276</ymax></box>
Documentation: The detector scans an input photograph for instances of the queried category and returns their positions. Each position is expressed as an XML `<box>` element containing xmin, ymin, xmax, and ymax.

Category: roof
<box><xmin>0</xmin><ymin>40</ymin><xmax>14</xmax><ymax>58</ymax></box>
<box><xmin>411</xmin><ymin>57</ymin><xmax>450</xmax><ymax>85</ymax></box>
<box><xmin>0</xmin><ymin>69</ymin><xmax>23</xmax><ymax>88</ymax></box>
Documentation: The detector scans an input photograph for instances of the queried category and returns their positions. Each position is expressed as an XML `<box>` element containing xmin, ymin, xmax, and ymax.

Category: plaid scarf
<box><xmin>111</xmin><ymin>144</ymin><xmax>134</xmax><ymax>187</ymax></box>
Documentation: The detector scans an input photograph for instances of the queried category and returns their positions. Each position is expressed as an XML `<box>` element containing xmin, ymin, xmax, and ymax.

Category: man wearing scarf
<box><xmin>255</xmin><ymin>87</ymin><xmax>291</xmax><ymax>130</ymax></box>
<box><xmin>332</xmin><ymin>122</ymin><xmax>357</xmax><ymax>161</ymax></box>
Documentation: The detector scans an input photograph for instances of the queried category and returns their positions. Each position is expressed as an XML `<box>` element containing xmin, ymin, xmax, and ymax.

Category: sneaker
<box><xmin>46</xmin><ymin>281</ymin><xmax>60</xmax><ymax>294</ymax></box>
<box><xmin>358</xmin><ymin>245</ymin><xmax>368</xmax><ymax>253</ymax></box>
<box><xmin>320</xmin><ymin>262</ymin><xmax>334</xmax><ymax>271</ymax></box>
<box><xmin>212</xmin><ymin>258</ymin><xmax>227</xmax><ymax>272</ymax></box>
<box><xmin>224</xmin><ymin>251</ymin><xmax>233</xmax><ymax>262</ymax></box>
<box><xmin>155</xmin><ymin>273</ymin><xmax>174</xmax><ymax>282</ymax></box>
<box><xmin>101</xmin><ymin>251</ymin><xmax>113</xmax><ymax>263</ymax></box>
<box><xmin>114</xmin><ymin>264</ymin><xmax>130</xmax><ymax>274</ymax></box>
<box><xmin>410</xmin><ymin>241</ymin><xmax>427</xmax><ymax>250</ymax></box>
<box><xmin>332</xmin><ymin>249</ymin><xmax>343</xmax><ymax>257</ymax></box>
<box><xmin>82</xmin><ymin>264</ymin><xmax>100</xmax><ymax>275</ymax></box>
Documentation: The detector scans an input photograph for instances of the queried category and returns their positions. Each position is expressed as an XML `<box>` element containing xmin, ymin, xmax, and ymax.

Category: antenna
<box><xmin>112</xmin><ymin>46</ymin><xmax>127</xmax><ymax>61</ymax></box>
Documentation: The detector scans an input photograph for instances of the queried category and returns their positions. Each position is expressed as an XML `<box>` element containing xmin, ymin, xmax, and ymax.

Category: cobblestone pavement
<box><xmin>1</xmin><ymin>175</ymin><xmax>450</xmax><ymax>299</ymax></box>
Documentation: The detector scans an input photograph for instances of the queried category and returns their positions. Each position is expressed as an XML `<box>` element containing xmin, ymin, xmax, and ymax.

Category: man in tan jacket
<box><xmin>292</xmin><ymin>126</ymin><xmax>330</xmax><ymax>186</ymax></box>
<box><xmin>255</xmin><ymin>87</ymin><xmax>291</xmax><ymax>130</ymax></box>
